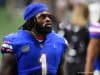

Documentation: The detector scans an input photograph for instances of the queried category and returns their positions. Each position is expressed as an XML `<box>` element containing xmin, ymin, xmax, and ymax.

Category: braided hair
<box><xmin>21</xmin><ymin>16</ymin><xmax>37</xmax><ymax>31</ymax></box>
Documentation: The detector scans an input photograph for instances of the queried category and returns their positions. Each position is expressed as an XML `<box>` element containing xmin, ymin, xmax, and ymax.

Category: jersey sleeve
<box><xmin>0</xmin><ymin>36</ymin><xmax>15</xmax><ymax>53</ymax></box>
<box><xmin>89</xmin><ymin>22</ymin><xmax>100</xmax><ymax>39</ymax></box>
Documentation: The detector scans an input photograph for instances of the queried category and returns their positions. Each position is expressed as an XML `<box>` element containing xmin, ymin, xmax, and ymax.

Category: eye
<box><xmin>37</xmin><ymin>14</ymin><xmax>52</xmax><ymax>20</ymax></box>
<box><xmin>38</xmin><ymin>14</ymin><xmax>47</xmax><ymax>19</ymax></box>
<box><xmin>48</xmin><ymin>15</ymin><xmax>54</xmax><ymax>19</ymax></box>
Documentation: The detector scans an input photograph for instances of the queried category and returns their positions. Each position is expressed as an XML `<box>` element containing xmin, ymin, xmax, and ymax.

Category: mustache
<box><xmin>42</xmin><ymin>23</ymin><xmax>52</xmax><ymax>27</ymax></box>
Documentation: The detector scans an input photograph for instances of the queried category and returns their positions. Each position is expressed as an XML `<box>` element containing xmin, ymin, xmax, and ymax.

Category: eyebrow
<box><xmin>40</xmin><ymin>13</ymin><xmax>52</xmax><ymax>16</ymax></box>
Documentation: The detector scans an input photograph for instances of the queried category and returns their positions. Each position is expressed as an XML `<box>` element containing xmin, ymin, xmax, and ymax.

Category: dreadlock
<box><xmin>21</xmin><ymin>16</ymin><xmax>37</xmax><ymax>31</ymax></box>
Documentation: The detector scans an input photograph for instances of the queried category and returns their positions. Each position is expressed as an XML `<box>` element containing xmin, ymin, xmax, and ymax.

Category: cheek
<box><xmin>37</xmin><ymin>19</ymin><xmax>45</xmax><ymax>24</ymax></box>
<box><xmin>37</xmin><ymin>21</ymin><xmax>46</xmax><ymax>27</ymax></box>
<box><xmin>36</xmin><ymin>21</ymin><xmax>44</xmax><ymax>27</ymax></box>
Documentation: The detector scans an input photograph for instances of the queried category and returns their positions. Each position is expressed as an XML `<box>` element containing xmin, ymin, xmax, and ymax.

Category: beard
<box><xmin>34</xmin><ymin>23</ymin><xmax>52</xmax><ymax>36</ymax></box>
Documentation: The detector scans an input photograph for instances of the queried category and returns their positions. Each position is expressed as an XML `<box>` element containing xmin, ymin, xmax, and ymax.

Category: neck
<box><xmin>29</xmin><ymin>30</ymin><xmax>46</xmax><ymax>41</ymax></box>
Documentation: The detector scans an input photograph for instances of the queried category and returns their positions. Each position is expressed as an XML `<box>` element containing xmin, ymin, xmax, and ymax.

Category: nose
<box><xmin>45</xmin><ymin>16</ymin><xmax>51</xmax><ymax>22</ymax></box>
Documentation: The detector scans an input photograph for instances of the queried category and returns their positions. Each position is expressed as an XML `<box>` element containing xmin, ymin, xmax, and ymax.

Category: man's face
<box><xmin>35</xmin><ymin>11</ymin><xmax>53</xmax><ymax>35</ymax></box>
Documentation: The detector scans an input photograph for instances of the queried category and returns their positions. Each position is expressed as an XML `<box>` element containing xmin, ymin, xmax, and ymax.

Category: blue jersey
<box><xmin>89</xmin><ymin>22</ymin><xmax>100</xmax><ymax>70</ymax></box>
<box><xmin>1</xmin><ymin>30</ymin><xmax>68</xmax><ymax>75</ymax></box>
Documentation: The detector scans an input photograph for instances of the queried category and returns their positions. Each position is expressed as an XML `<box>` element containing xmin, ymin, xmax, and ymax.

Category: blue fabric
<box><xmin>24</xmin><ymin>3</ymin><xmax>48</xmax><ymax>21</ymax></box>
<box><xmin>94</xmin><ymin>57</ymin><xmax>100</xmax><ymax>70</ymax></box>
<box><xmin>2</xmin><ymin>30</ymin><xmax>67</xmax><ymax>75</ymax></box>
<box><xmin>90</xmin><ymin>34</ymin><xmax>100</xmax><ymax>39</ymax></box>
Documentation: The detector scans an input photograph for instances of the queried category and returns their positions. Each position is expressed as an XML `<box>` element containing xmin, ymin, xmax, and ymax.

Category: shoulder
<box><xmin>49</xmin><ymin>32</ymin><xmax>68</xmax><ymax>46</ymax></box>
<box><xmin>1</xmin><ymin>31</ymin><xmax>21</xmax><ymax>53</ymax></box>
<box><xmin>3</xmin><ymin>30</ymin><xmax>22</xmax><ymax>43</ymax></box>
<box><xmin>89</xmin><ymin>22</ymin><xmax>100</xmax><ymax>39</ymax></box>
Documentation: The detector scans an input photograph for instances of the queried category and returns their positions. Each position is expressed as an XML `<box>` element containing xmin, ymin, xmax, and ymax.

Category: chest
<box><xmin>16</xmin><ymin>40</ymin><xmax>64</xmax><ymax>64</ymax></box>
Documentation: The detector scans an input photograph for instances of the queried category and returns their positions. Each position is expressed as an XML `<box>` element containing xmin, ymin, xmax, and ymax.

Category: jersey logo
<box><xmin>22</xmin><ymin>45</ymin><xmax>30</xmax><ymax>53</ymax></box>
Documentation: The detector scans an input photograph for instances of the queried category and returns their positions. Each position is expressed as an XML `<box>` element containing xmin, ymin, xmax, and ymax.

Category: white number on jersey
<box><xmin>40</xmin><ymin>53</ymin><xmax>47</xmax><ymax>75</ymax></box>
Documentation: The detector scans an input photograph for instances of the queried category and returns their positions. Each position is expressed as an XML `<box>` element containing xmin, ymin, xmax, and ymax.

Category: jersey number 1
<box><xmin>40</xmin><ymin>53</ymin><xmax>47</xmax><ymax>75</ymax></box>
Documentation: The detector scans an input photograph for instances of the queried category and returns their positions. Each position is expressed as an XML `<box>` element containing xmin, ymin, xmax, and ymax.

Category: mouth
<box><xmin>46</xmin><ymin>24</ymin><xmax>52</xmax><ymax>27</ymax></box>
<box><xmin>43</xmin><ymin>23</ymin><xmax>52</xmax><ymax>28</ymax></box>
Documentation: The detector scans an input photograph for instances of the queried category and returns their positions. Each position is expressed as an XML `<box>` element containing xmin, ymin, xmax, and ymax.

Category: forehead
<box><xmin>36</xmin><ymin>11</ymin><xmax>52</xmax><ymax>17</ymax></box>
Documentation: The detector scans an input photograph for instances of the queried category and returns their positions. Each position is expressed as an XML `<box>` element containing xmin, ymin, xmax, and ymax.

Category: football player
<box><xmin>0</xmin><ymin>3</ymin><xmax>68</xmax><ymax>75</ymax></box>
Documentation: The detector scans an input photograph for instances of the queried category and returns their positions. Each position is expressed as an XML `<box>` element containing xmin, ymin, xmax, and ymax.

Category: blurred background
<box><xmin>0</xmin><ymin>0</ymin><xmax>100</xmax><ymax>75</ymax></box>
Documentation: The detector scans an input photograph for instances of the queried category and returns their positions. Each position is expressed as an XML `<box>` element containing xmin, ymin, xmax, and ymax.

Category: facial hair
<box><xmin>34</xmin><ymin>23</ymin><xmax>52</xmax><ymax>36</ymax></box>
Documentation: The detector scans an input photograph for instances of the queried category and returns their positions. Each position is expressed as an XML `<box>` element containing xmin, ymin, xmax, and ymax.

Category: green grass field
<box><xmin>0</xmin><ymin>8</ymin><xmax>24</xmax><ymax>61</ymax></box>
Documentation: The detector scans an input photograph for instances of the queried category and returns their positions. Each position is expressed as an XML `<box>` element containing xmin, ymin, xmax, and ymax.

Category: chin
<box><xmin>40</xmin><ymin>27</ymin><xmax>52</xmax><ymax>35</ymax></box>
